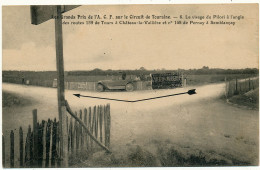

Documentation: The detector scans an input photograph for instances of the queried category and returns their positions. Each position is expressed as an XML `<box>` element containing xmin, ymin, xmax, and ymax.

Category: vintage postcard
<box><xmin>2</xmin><ymin>4</ymin><xmax>259</xmax><ymax>168</ymax></box>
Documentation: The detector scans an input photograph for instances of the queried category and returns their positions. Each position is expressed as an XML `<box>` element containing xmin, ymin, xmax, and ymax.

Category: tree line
<box><xmin>67</xmin><ymin>67</ymin><xmax>259</xmax><ymax>76</ymax></box>
<box><xmin>2</xmin><ymin>67</ymin><xmax>259</xmax><ymax>78</ymax></box>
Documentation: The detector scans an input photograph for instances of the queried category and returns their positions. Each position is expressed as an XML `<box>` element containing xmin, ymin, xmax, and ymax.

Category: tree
<box><xmin>139</xmin><ymin>67</ymin><xmax>146</xmax><ymax>71</ymax></box>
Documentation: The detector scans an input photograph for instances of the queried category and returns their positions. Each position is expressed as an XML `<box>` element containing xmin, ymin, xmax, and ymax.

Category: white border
<box><xmin>0</xmin><ymin>0</ymin><xmax>259</xmax><ymax>170</ymax></box>
<box><xmin>0</xmin><ymin>0</ymin><xmax>260</xmax><ymax>5</ymax></box>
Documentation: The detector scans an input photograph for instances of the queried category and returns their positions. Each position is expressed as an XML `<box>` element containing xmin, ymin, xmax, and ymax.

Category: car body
<box><xmin>96</xmin><ymin>72</ymin><xmax>183</xmax><ymax>91</ymax></box>
<box><xmin>96</xmin><ymin>79</ymin><xmax>136</xmax><ymax>92</ymax></box>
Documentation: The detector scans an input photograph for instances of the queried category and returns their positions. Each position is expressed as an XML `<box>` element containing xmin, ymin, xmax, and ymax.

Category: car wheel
<box><xmin>126</xmin><ymin>83</ymin><xmax>134</xmax><ymax>92</ymax></box>
<box><xmin>97</xmin><ymin>84</ymin><xmax>104</xmax><ymax>92</ymax></box>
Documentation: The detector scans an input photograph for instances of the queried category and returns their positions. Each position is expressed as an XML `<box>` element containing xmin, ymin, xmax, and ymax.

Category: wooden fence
<box><xmin>2</xmin><ymin>104</ymin><xmax>111</xmax><ymax>168</ymax></box>
<box><xmin>65</xmin><ymin>82</ymin><xmax>98</xmax><ymax>91</ymax></box>
<box><xmin>3</xmin><ymin>78</ymin><xmax>152</xmax><ymax>91</ymax></box>
<box><xmin>225</xmin><ymin>77</ymin><xmax>259</xmax><ymax>98</ymax></box>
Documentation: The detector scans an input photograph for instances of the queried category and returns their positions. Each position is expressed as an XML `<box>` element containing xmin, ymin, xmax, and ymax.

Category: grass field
<box><xmin>2</xmin><ymin>91</ymin><xmax>34</xmax><ymax>107</ymax></box>
<box><xmin>228</xmin><ymin>88</ymin><xmax>259</xmax><ymax>109</ymax></box>
<box><xmin>70</xmin><ymin>139</ymin><xmax>252</xmax><ymax>167</ymax></box>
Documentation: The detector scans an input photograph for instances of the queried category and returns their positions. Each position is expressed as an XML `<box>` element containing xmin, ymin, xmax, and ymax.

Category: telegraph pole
<box><xmin>31</xmin><ymin>5</ymin><xmax>79</xmax><ymax>167</ymax></box>
<box><xmin>54</xmin><ymin>5</ymin><xmax>68</xmax><ymax>167</ymax></box>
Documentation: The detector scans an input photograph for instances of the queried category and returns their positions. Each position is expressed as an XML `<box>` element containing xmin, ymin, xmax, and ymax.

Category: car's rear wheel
<box><xmin>126</xmin><ymin>83</ymin><xmax>134</xmax><ymax>92</ymax></box>
<box><xmin>97</xmin><ymin>84</ymin><xmax>104</xmax><ymax>92</ymax></box>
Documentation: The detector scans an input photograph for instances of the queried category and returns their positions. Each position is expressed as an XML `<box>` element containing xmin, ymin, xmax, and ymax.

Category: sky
<box><xmin>2</xmin><ymin>4</ymin><xmax>259</xmax><ymax>71</ymax></box>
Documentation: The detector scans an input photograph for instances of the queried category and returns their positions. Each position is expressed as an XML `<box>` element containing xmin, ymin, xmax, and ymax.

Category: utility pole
<box><xmin>31</xmin><ymin>5</ymin><xmax>80</xmax><ymax>167</ymax></box>
<box><xmin>54</xmin><ymin>5</ymin><xmax>68</xmax><ymax>167</ymax></box>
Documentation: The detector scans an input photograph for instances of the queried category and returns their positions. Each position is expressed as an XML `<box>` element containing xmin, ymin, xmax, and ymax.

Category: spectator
<box><xmin>122</xmin><ymin>72</ymin><xmax>126</xmax><ymax>80</ymax></box>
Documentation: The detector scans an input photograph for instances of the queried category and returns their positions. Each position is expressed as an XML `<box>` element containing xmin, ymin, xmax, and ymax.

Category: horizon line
<box><xmin>2</xmin><ymin>67</ymin><xmax>259</xmax><ymax>72</ymax></box>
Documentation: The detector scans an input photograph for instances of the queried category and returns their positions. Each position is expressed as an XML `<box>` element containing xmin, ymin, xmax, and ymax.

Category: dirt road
<box><xmin>2</xmin><ymin>83</ymin><xmax>259</xmax><ymax>166</ymax></box>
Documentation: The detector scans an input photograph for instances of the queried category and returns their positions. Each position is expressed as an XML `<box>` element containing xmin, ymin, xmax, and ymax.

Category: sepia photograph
<box><xmin>2</xmin><ymin>4</ymin><xmax>259</xmax><ymax>168</ymax></box>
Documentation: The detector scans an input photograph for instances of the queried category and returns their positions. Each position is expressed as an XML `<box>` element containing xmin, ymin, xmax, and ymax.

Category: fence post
<box><xmin>224</xmin><ymin>77</ymin><xmax>227</xmax><ymax>99</ymax></box>
<box><xmin>25</xmin><ymin>134</ymin><xmax>28</xmax><ymax>167</ymax></box>
<box><xmin>45</xmin><ymin>120</ymin><xmax>50</xmax><ymax>167</ymax></box>
<box><xmin>25</xmin><ymin>125</ymin><xmax>32</xmax><ymax>167</ymax></box>
<box><xmin>92</xmin><ymin>106</ymin><xmax>96</xmax><ymax>148</ymax></box>
<box><xmin>61</xmin><ymin>106</ymin><xmax>68</xmax><ymax>167</ymax></box>
<box><xmin>95</xmin><ymin>106</ymin><xmax>99</xmax><ymax>139</ymax></box>
<box><xmin>249</xmin><ymin>78</ymin><xmax>251</xmax><ymax>91</ymax></box>
<box><xmin>56</xmin><ymin>121</ymin><xmax>61</xmax><ymax>167</ymax></box>
<box><xmin>84</xmin><ymin>108</ymin><xmax>88</xmax><ymax>149</ymax></box>
<box><xmin>70</xmin><ymin>118</ymin><xmax>74</xmax><ymax>153</ymax></box>
<box><xmin>52</xmin><ymin>120</ymin><xmax>57</xmax><ymax>167</ymax></box>
<box><xmin>66</xmin><ymin>116</ymin><xmax>70</xmax><ymax>153</ymax></box>
<box><xmin>33</xmin><ymin>109</ymin><xmax>38</xmax><ymax>166</ymax></box>
<box><xmin>10</xmin><ymin>130</ymin><xmax>14</xmax><ymax>168</ymax></box>
<box><xmin>72</xmin><ymin>116</ymin><xmax>76</xmax><ymax>153</ymax></box>
<box><xmin>89</xmin><ymin>107</ymin><xmax>92</xmax><ymax>149</ymax></box>
<box><xmin>75</xmin><ymin>112</ymin><xmax>79</xmax><ymax>153</ymax></box>
<box><xmin>107</xmin><ymin>104</ymin><xmax>111</xmax><ymax>148</ymax></box>
<box><xmin>49</xmin><ymin>121</ymin><xmax>53</xmax><ymax>168</ymax></box>
<box><xmin>2</xmin><ymin>135</ymin><xmax>5</xmax><ymax>168</ymax></box>
<box><xmin>99</xmin><ymin>105</ymin><xmax>103</xmax><ymax>143</ymax></box>
<box><xmin>19</xmin><ymin>127</ymin><xmax>24</xmax><ymax>167</ymax></box>
<box><xmin>42</xmin><ymin>121</ymin><xmax>47</xmax><ymax>168</ymax></box>
<box><xmin>104</xmin><ymin>106</ymin><xmax>108</xmax><ymax>147</ymax></box>
<box><xmin>38</xmin><ymin>122</ymin><xmax>43</xmax><ymax>167</ymax></box>
<box><xmin>66</xmin><ymin>116</ymin><xmax>69</xmax><ymax>138</ymax></box>
<box><xmin>69</xmin><ymin>117</ymin><xmax>72</xmax><ymax>152</ymax></box>
<box><xmin>30</xmin><ymin>129</ymin><xmax>33</xmax><ymax>167</ymax></box>
<box><xmin>80</xmin><ymin>110</ymin><xmax>83</xmax><ymax>147</ymax></box>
